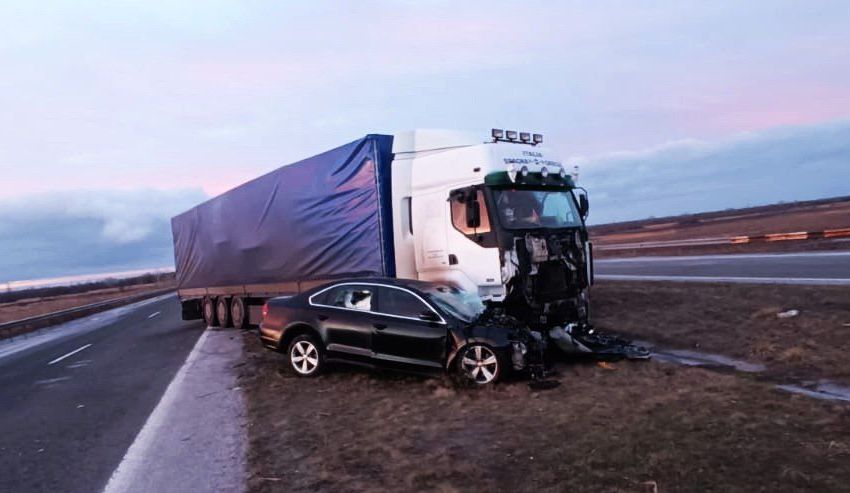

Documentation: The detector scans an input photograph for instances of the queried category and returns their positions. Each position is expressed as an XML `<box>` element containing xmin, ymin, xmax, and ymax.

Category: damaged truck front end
<box><xmin>451</xmin><ymin>171</ymin><xmax>648</xmax><ymax>362</ymax></box>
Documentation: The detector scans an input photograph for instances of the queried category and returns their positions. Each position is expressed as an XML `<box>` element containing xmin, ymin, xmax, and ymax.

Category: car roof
<box><xmin>307</xmin><ymin>277</ymin><xmax>448</xmax><ymax>294</ymax></box>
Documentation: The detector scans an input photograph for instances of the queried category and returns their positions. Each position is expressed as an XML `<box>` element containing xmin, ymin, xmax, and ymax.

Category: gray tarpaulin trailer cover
<box><xmin>171</xmin><ymin>134</ymin><xmax>395</xmax><ymax>293</ymax></box>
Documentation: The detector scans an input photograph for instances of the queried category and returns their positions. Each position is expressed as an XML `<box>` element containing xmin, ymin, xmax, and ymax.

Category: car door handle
<box><xmin>318</xmin><ymin>314</ymin><xmax>329</xmax><ymax>321</ymax></box>
<box><xmin>373</xmin><ymin>323</ymin><xmax>387</xmax><ymax>330</ymax></box>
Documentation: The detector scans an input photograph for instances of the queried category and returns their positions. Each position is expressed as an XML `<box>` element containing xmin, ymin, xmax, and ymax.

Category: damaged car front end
<box><xmin>425</xmin><ymin>285</ymin><xmax>548</xmax><ymax>383</ymax></box>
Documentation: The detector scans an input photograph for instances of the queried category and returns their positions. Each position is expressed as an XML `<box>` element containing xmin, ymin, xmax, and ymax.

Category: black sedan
<box><xmin>259</xmin><ymin>278</ymin><xmax>543</xmax><ymax>384</ymax></box>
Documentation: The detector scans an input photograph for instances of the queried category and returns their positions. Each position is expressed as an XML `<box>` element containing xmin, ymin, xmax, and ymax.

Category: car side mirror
<box><xmin>419</xmin><ymin>310</ymin><xmax>440</xmax><ymax>322</ymax></box>
<box><xmin>465</xmin><ymin>198</ymin><xmax>481</xmax><ymax>229</ymax></box>
<box><xmin>578</xmin><ymin>194</ymin><xmax>589</xmax><ymax>219</ymax></box>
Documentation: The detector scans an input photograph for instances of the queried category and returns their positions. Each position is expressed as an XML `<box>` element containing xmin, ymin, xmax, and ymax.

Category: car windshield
<box><xmin>423</xmin><ymin>285</ymin><xmax>485</xmax><ymax>323</ymax></box>
<box><xmin>492</xmin><ymin>189</ymin><xmax>581</xmax><ymax>229</ymax></box>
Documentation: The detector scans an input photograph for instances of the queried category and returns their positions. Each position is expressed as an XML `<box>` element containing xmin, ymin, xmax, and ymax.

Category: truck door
<box><xmin>371</xmin><ymin>286</ymin><xmax>446</xmax><ymax>368</ymax></box>
<box><xmin>412</xmin><ymin>190</ymin><xmax>450</xmax><ymax>273</ymax></box>
<box><xmin>309</xmin><ymin>284</ymin><xmax>377</xmax><ymax>360</ymax></box>
<box><xmin>444</xmin><ymin>187</ymin><xmax>503</xmax><ymax>298</ymax></box>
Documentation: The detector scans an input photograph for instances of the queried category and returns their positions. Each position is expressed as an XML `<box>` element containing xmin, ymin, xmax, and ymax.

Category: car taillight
<box><xmin>261</xmin><ymin>303</ymin><xmax>269</xmax><ymax>319</ymax></box>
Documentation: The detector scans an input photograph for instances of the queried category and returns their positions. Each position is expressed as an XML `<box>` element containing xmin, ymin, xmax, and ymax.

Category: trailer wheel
<box><xmin>216</xmin><ymin>297</ymin><xmax>232</xmax><ymax>328</ymax></box>
<box><xmin>203</xmin><ymin>297</ymin><xmax>218</xmax><ymax>327</ymax></box>
<box><xmin>230</xmin><ymin>297</ymin><xmax>246</xmax><ymax>330</ymax></box>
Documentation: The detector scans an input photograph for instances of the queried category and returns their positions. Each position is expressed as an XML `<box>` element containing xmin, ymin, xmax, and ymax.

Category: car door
<box><xmin>372</xmin><ymin>286</ymin><xmax>447</xmax><ymax>368</ymax></box>
<box><xmin>309</xmin><ymin>284</ymin><xmax>377</xmax><ymax>360</ymax></box>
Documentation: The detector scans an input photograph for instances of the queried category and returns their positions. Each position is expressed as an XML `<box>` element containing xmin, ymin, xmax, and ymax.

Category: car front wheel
<box><xmin>288</xmin><ymin>335</ymin><xmax>324</xmax><ymax>377</ymax></box>
<box><xmin>458</xmin><ymin>343</ymin><xmax>501</xmax><ymax>385</ymax></box>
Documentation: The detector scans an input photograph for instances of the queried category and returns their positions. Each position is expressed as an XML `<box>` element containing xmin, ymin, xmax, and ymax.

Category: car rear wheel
<box><xmin>203</xmin><ymin>297</ymin><xmax>218</xmax><ymax>327</ymax></box>
<box><xmin>288</xmin><ymin>335</ymin><xmax>324</xmax><ymax>377</ymax></box>
<box><xmin>459</xmin><ymin>344</ymin><xmax>501</xmax><ymax>385</ymax></box>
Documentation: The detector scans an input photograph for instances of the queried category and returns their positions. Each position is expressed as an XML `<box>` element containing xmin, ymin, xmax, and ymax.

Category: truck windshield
<box><xmin>424</xmin><ymin>285</ymin><xmax>485</xmax><ymax>323</ymax></box>
<box><xmin>492</xmin><ymin>189</ymin><xmax>581</xmax><ymax>230</ymax></box>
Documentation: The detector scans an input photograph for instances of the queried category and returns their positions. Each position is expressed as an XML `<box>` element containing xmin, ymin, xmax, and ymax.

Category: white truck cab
<box><xmin>390</xmin><ymin>129</ymin><xmax>592</xmax><ymax>330</ymax></box>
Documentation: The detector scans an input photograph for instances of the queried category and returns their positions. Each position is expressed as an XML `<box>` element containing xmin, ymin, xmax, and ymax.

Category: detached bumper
<box><xmin>510</xmin><ymin>330</ymin><xmax>548</xmax><ymax>377</ymax></box>
<box><xmin>549</xmin><ymin>323</ymin><xmax>650</xmax><ymax>360</ymax></box>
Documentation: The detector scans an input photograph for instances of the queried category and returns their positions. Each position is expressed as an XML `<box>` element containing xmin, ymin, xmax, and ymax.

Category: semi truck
<box><xmin>172</xmin><ymin>129</ymin><xmax>643</xmax><ymax>358</ymax></box>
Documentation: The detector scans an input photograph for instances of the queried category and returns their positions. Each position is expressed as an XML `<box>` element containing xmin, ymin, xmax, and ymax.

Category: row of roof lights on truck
<box><xmin>492</xmin><ymin>128</ymin><xmax>543</xmax><ymax>145</ymax></box>
<box><xmin>508</xmin><ymin>164</ymin><xmax>568</xmax><ymax>182</ymax></box>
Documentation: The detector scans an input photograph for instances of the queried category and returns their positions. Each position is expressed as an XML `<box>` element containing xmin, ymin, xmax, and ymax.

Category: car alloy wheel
<box><xmin>461</xmin><ymin>344</ymin><xmax>500</xmax><ymax>384</ymax></box>
<box><xmin>290</xmin><ymin>340</ymin><xmax>320</xmax><ymax>376</ymax></box>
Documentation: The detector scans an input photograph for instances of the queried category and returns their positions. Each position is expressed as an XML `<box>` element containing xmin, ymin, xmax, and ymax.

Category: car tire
<box><xmin>216</xmin><ymin>297</ymin><xmax>232</xmax><ymax>328</ymax></box>
<box><xmin>230</xmin><ymin>297</ymin><xmax>246</xmax><ymax>330</ymax></box>
<box><xmin>458</xmin><ymin>343</ymin><xmax>501</xmax><ymax>385</ymax></box>
<box><xmin>288</xmin><ymin>334</ymin><xmax>324</xmax><ymax>377</ymax></box>
<box><xmin>203</xmin><ymin>297</ymin><xmax>218</xmax><ymax>327</ymax></box>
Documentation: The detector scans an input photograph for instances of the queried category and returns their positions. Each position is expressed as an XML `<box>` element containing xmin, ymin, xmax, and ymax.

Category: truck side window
<box><xmin>450</xmin><ymin>189</ymin><xmax>491</xmax><ymax>235</ymax></box>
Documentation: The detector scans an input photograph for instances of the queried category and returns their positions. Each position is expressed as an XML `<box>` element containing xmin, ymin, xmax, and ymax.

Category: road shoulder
<box><xmin>102</xmin><ymin>328</ymin><xmax>247</xmax><ymax>493</ymax></box>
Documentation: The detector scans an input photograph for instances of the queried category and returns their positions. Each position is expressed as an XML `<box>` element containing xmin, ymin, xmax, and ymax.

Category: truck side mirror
<box><xmin>466</xmin><ymin>197</ymin><xmax>481</xmax><ymax>229</ymax></box>
<box><xmin>578</xmin><ymin>194</ymin><xmax>589</xmax><ymax>219</ymax></box>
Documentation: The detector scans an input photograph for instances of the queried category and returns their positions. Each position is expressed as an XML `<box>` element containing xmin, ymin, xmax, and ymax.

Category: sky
<box><xmin>1</xmin><ymin>0</ymin><xmax>849</xmax><ymax>281</ymax></box>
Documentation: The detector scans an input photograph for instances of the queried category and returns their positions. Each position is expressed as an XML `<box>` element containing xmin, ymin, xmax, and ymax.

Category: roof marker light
<box><xmin>558</xmin><ymin>167</ymin><xmax>567</xmax><ymax>179</ymax></box>
<box><xmin>532</xmin><ymin>134</ymin><xmax>543</xmax><ymax>144</ymax></box>
<box><xmin>540</xmin><ymin>166</ymin><xmax>548</xmax><ymax>178</ymax></box>
<box><xmin>520</xmin><ymin>165</ymin><xmax>529</xmax><ymax>177</ymax></box>
<box><xmin>519</xmin><ymin>132</ymin><xmax>531</xmax><ymax>142</ymax></box>
<box><xmin>506</xmin><ymin>130</ymin><xmax>518</xmax><ymax>141</ymax></box>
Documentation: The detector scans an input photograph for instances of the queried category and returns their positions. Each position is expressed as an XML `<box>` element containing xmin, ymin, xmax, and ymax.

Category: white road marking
<box><xmin>596</xmin><ymin>274</ymin><xmax>850</xmax><ymax>285</ymax></box>
<box><xmin>0</xmin><ymin>293</ymin><xmax>174</xmax><ymax>363</ymax></box>
<box><xmin>48</xmin><ymin>343</ymin><xmax>92</xmax><ymax>365</ymax></box>
<box><xmin>66</xmin><ymin>359</ymin><xmax>93</xmax><ymax>369</ymax></box>
<box><xmin>101</xmin><ymin>330</ymin><xmax>210</xmax><ymax>493</ymax></box>
<box><xmin>34</xmin><ymin>376</ymin><xmax>71</xmax><ymax>386</ymax></box>
<box><xmin>148</xmin><ymin>311</ymin><xmax>161</xmax><ymax>319</ymax></box>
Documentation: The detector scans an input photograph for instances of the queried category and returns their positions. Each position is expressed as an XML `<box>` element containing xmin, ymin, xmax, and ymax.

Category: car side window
<box><xmin>378</xmin><ymin>287</ymin><xmax>432</xmax><ymax>319</ymax></box>
<box><xmin>314</xmin><ymin>285</ymin><xmax>374</xmax><ymax>311</ymax></box>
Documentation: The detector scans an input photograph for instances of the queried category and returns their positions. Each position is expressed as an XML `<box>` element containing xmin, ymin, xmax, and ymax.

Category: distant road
<box><xmin>0</xmin><ymin>294</ymin><xmax>205</xmax><ymax>493</ymax></box>
<box><xmin>595</xmin><ymin>251</ymin><xmax>850</xmax><ymax>285</ymax></box>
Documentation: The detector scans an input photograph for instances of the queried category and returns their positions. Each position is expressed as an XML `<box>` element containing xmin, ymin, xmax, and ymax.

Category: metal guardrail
<box><xmin>596</xmin><ymin>228</ymin><xmax>850</xmax><ymax>251</ymax></box>
<box><xmin>0</xmin><ymin>288</ymin><xmax>175</xmax><ymax>341</ymax></box>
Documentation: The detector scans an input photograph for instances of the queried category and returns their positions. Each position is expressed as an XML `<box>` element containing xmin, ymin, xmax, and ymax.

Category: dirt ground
<box><xmin>0</xmin><ymin>281</ymin><xmax>173</xmax><ymax>323</ymax></box>
<box><xmin>591</xmin><ymin>282</ymin><xmax>850</xmax><ymax>384</ymax></box>
<box><xmin>240</xmin><ymin>282</ymin><xmax>850</xmax><ymax>493</ymax></box>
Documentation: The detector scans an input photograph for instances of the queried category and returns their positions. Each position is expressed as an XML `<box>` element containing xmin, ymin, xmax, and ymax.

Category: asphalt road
<box><xmin>0</xmin><ymin>294</ymin><xmax>205</xmax><ymax>493</ymax></box>
<box><xmin>595</xmin><ymin>251</ymin><xmax>850</xmax><ymax>284</ymax></box>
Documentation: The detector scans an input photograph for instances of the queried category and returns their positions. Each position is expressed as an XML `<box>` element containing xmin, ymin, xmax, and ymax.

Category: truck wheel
<box><xmin>216</xmin><ymin>297</ymin><xmax>232</xmax><ymax>328</ymax></box>
<box><xmin>203</xmin><ymin>297</ymin><xmax>218</xmax><ymax>327</ymax></box>
<box><xmin>288</xmin><ymin>334</ymin><xmax>324</xmax><ymax>377</ymax></box>
<box><xmin>458</xmin><ymin>343</ymin><xmax>501</xmax><ymax>385</ymax></box>
<box><xmin>230</xmin><ymin>297</ymin><xmax>246</xmax><ymax>330</ymax></box>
